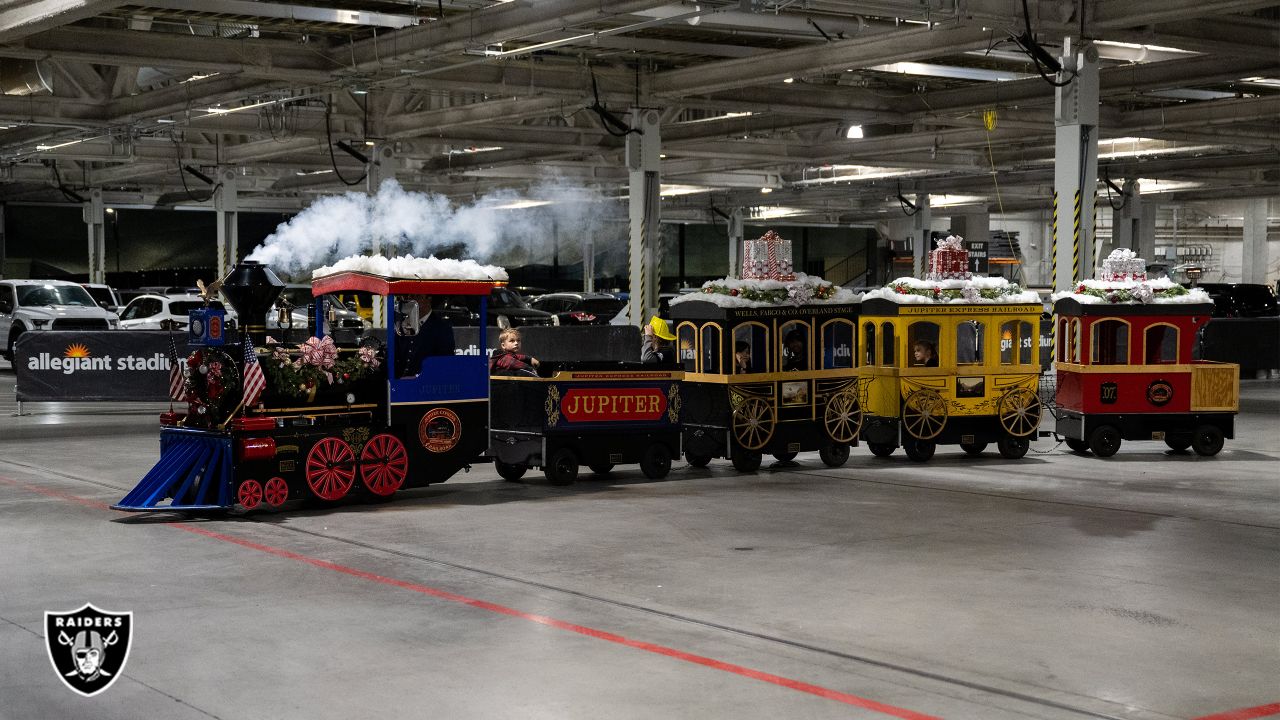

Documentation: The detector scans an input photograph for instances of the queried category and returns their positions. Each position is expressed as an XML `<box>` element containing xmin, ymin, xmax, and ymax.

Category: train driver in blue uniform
<box><xmin>397</xmin><ymin>295</ymin><xmax>456</xmax><ymax>378</ymax></box>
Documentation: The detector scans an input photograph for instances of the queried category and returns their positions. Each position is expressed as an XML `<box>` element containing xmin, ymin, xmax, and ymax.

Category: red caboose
<box><xmin>1052</xmin><ymin>297</ymin><xmax>1238</xmax><ymax>457</ymax></box>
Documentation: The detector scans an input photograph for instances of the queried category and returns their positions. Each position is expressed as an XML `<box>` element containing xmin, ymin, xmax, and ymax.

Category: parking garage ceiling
<box><xmin>0</xmin><ymin>0</ymin><xmax>1275</xmax><ymax>224</ymax></box>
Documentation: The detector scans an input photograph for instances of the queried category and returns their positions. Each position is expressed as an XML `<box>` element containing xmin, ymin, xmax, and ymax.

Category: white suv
<box><xmin>0</xmin><ymin>280</ymin><xmax>120</xmax><ymax>360</ymax></box>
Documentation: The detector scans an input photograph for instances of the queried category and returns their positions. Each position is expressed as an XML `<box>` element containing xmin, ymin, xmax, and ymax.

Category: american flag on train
<box><xmin>167</xmin><ymin>332</ymin><xmax>186</xmax><ymax>402</ymax></box>
<box><xmin>242</xmin><ymin>341</ymin><xmax>266</xmax><ymax>408</ymax></box>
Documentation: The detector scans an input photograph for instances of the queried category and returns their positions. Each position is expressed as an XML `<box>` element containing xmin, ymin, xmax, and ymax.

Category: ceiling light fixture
<box><xmin>845</xmin><ymin>125</ymin><xmax>864</xmax><ymax>139</ymax></box>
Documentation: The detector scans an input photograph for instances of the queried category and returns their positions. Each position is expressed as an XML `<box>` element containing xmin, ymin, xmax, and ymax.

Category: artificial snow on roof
<box><xmin>670</xmin><ymin>273</ymin><xmax>860</xmax><ymax>309</ymax></box>
<box><xmin>1050</xmin><ymin>277</ymin><xmax>1210</xmax><ymax>305</ymax></box>
<box><xmin>312</xmin><ymin>254</ymin><xmax>508</xmax><ymax>282</ymax></box>
<box><xmin>862</xmin><ymin>276</ymin><xmax>1041</xmax><ymax>304</ymax></box>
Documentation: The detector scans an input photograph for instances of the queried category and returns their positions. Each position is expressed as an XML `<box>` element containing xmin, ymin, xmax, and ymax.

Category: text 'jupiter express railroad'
<box><xmin>113</xmin><ymin>232</ymin><xmax>1240</xmax><ymax>515</ymax></box>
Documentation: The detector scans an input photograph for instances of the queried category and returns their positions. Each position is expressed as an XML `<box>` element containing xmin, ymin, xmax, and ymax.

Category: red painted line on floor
<box><xmin>0</xmin><ymin>475</ymin><xmax>938</xmax><ymax>720</ymax></box>
<box><xmin>1193</xmin><ymin>703</ymin><xmax>1280</xmax><ymax>720</ymax></box>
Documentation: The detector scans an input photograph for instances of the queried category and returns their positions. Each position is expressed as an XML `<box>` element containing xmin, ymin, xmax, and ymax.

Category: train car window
<box><xmin>1056</xmin><ymin>318</ymin><xmax>1067</xmax><ymax>362</ymax></box>
<box><xmin>956</xmin><ymin>320</ymin><xmax>983</xmax><ymax>365</ymax></box>
<box><xmin>700</xmin><ymin>324</ymin><xmax>722</xmax><ymax>374</ymax></box>
<box><xmin>1001</xmin><ymin>320</ymin><xmax>1036</xmax><ymax>365</ymax></box>
<box><xmin>1145</xmin><ymin>324</ymin><xmax>1179</xmax><ymax>364</ymax></box>
<box><xmin>677</xmin><ymin>322</ymin><xmax>698</xmax><ymax>372</ymax></box>
<box><xmin>880</xmin><ymin>322</ymin><xmax>896</xmax><ymax>367</ymax></box>
<box><xmin>733</xmin><ymin>323</ymin><xmax>769</xmax><ymax>373</ymax></box>
<box><xmin>779</xmin><ymin>320</ymin><xmax>810</xmax><ymax>371</ymax></box>
<box><xmin>862</xmin><ymin>322</ymin><xmax>876</xmax><ymax>366</ymax></box>
<box><xmin>906</xmin><ymin>321</ymin><xmax>939</xmax><ymax>367</ymax></box>
<box><xmin>821</xmin><ymin>320</ymin><xmax>855</xmax><ymax>369</ymax></box>
<box><xmin>1090</xmin><ymin>319</ymin><xmax>1130</xmax><ymax>365</ymax></box>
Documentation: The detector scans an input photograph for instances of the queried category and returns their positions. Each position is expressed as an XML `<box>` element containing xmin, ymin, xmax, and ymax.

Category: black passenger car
<box><xmin>529</xmin><ymin>292</ymin><xmax>624</xmax><ymax>325</ymax></box>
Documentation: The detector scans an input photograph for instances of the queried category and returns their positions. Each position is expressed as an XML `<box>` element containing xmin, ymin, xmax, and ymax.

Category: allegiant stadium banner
<box><xmin>15</xmin><ymin>331</ymin><xmax>178</xmax><ymax>402</ymax></box>
<box><xmin>15</xmin><ymin>326</ymin><xmax>644</xmax><ymax>402</ymax></box>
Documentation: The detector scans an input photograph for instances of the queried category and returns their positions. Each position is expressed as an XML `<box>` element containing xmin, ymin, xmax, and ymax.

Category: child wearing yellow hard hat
<box><xmin>642</xmin><ymin>315</ymin><xmax>677</xmax><ymax>365</ymax></box>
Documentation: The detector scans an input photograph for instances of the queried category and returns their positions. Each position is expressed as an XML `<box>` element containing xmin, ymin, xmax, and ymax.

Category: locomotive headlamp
<box><xmin>345</xmin><ymin>393</ymin><xmax>356</xmax><ymax>405</ymax></box>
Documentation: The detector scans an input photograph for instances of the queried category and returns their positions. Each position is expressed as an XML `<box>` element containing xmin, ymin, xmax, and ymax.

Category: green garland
<box><xmin>888</xmin><ymin>281</ymin><xmax>1027</xmax><ymax>302</ymax></box>
<box><xmin>263</xmin><ymin>344</ymin><xmax>381</xmax><ymax>399</ymax></box>
<box><xmin>699</xmin><ymin>279</ymin><xmax>839</xmax><ymax>305</ymax></box>
<box><xmin>1071</xmin><ymin>282</ymin><xmax>1189</xmax><ymax>303</ymax></box>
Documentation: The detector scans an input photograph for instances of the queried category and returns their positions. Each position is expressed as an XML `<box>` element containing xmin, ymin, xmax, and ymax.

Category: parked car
<box><xmin>487</xmin><ymin>287</ymin><xmax>557</xmax><ymax>328</ymax></box>
<box><xmin>445</xmin><ymin>287</ymin><xmax>557</xmax><ymax>328</ymax></box>
<box><xmin>0</xmin><ymin>279</ymin><xmax>121</xmax><ymax>360</ymax></box>
<box><xmin>139</xmin><ymin>285</ymin><xmax>200</xmax><ymax>295</ymax></box>
<box><xmin>529</xmin><ymin>292</ymin><xmax>625</xmax><ymax>325</ymax></box>
<box><xmin>81</xmin><ymin>283</ymin><xmax>122</xmax><ymax>312</ymax></box>
<box><xmin>1196</xmin><ymin>283</ymin><xmax>1280</xmax><ymax>318</ymax></box>
<box><xmin>329</xmin><ymin>290</ymin><xmax>374</xmax><ymax>324</ymax></box>
<box><xmin>117</xmin><ymin>293</ymin><xmax>238</xmax><ymax>332</ymax></box>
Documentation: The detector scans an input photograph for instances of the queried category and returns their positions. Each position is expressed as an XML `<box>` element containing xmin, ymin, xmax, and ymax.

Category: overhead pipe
<box><xmin>0</xmin><ymin>59</ymin><xmax>53</xmax><ymax>96</ymax></box>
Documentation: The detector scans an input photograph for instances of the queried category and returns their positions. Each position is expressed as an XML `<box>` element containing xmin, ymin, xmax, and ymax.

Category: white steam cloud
<box><xmin>246</xmin><ymin>179</ymin><xmax>627</xmax><ymax>280</ymax></box>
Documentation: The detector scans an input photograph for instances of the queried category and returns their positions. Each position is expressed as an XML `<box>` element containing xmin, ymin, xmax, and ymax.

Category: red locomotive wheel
<box><xmin>263</xmin><ymin>477</ymin><xmax>290</xmax><ymax>508</ymax></box>
<box><xmin>306</xmin><ymin>437</ymin><xmax>356</xmax><ymax>501</ymax></box>
<box><xmin>360</xmin><ymin>433</ymin><xmax>409</xmax><ymax>496</ymax></box>
<box><xmin>236</xmin><ymin>479</ymin><xmax>263</xmax><ymax>510</ymax></box>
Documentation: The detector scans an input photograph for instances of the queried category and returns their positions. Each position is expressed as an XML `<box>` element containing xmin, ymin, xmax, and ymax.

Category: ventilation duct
<box><xmin>1</xmin><ymin>59</ymin><xmax>53</xmax><ymax>96</ymax></box>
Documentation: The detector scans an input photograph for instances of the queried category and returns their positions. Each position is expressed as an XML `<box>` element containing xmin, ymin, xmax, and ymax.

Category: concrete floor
<box><xmin>1</xmin><ymin>362</ymin><xmax>1277</xmax><ymax>720</ymax></box>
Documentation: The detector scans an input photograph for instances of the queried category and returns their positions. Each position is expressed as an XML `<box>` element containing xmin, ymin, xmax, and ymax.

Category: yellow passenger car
<box><xmin>857</xmin><ymin>296</ymin><xmax>1043</xmax><ymax>461</ymax></box>
<box><xmin>670</xmin><ymin>297</ymin><xmax>862</xmax><ymax>471</ymax></box>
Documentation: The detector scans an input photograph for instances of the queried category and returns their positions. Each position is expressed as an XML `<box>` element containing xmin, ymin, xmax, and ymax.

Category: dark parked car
<box><xmin>529</xmin><ymin>292</ymin><xmax>625</xmax><ymax>325</ymax></box>
<box><xmin>458</xmin><ymin>287</ymin><xmax>557</xmax><ymax>328</ymax></box>
<box><xmin>1197</xmin><ymin>283</ymin><xmax>1279</xmax><ymax>318</ymax></box>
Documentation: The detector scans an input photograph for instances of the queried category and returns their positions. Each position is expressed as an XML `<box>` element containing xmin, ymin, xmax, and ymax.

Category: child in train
<box><xmin>490</xmin><ymin>328</ymin><xmax>540</xmax><ymax>376</ymax></box>
<box><xmin>641</xmin><ymin>316</ymin><xmax>678</xmax><ymax>366</ymax></box>
<box><xmin>912</xmin><ymin>340</ymin><xmax>939</xmax><ymax>367</ymax></box>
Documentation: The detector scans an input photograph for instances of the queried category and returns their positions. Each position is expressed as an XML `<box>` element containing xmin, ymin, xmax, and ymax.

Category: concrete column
<box><xmin>214</xmin><ymin>170</ymin><xmax>238</xmax><ymax>279</ymax></box>
<box><xmin>366</xmin><ymin>144</ymin><xmax>393</xmax><ymax>328</ymax></box>
<box><xmin>911</xmin><ymin>194</ymin><xmax>931</xmax><ymax>278</ymax></box>
<box><xmin>582</xmin><ymin>235</ymin><xmax>595</xmax><ymax>292</ymax></box>
<box><xmin>1109</xmin><ymin>179</ymin><xmax>1158</xmax><ymax>263</ymax></box>
<box><xmin>951</xmin><ymin>212</ymin><xmax>989</xmax><ymax>245</ymax></box>
<box><xmin>626</xmin><ymin>107</ymin><xmax>661</xmax><ymax>324</ymax></box>
<box><xmin>728</xmin><ymin>208</ymin><xmax>744</xmax><ymax>277</ymax></box>
<box><xmin>82</xmin><ymin>188</ymin><xmax>105</xmax><ymax>284</ymax></box>
<box><xmin>1052</xmin><ymin>37</ymin><xmax>1101</xmax><ymax>291</ymax></box>
<box><xmin>1242</xmin><ymin>198</ymin><xmax>1269</xmax><ymax>285</ymax></box>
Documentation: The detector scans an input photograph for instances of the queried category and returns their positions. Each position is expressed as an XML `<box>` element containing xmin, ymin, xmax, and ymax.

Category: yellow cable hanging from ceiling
<box><xmin>983</xmin><ymin>108</ymin><xmax>998</xmax><ymax>132</ymax></box>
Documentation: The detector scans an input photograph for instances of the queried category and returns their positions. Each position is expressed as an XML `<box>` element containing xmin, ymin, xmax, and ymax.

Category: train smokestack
<box><xmin>222</xmin><ymin>261</ymin><xmax>285</xmax><ymax>345</ymax></box>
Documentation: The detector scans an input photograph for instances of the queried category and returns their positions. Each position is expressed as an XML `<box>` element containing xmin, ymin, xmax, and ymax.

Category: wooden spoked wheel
<box><xmin>263</xmin><ymin>477</ymin><xmax>290</xmax><ymax>508</ymax></box>
<box><xmin>998</xmin><ymin>387</ymin><xmax>1042</xmax><ymax>438</ymax></box>
<box><xmin>732</xmin><ymin>397</ymin><xmax>775</xmax><ymax>451</ymax></box>
<box><xmin>360</xmin><ymin>434</ymin><xmax>409</xmax><ymax>496</ymax></box>
<box><xmin>823</xmin><ymin>390</ymin><xmax>862</xmax><ymax>443</ymax></box>
<box><xmin>236</xmin><ymin>478</ymin><xmax>263</xmax><ymax>510</ymax></box>
<box><xmin>305</xmin><ymin>437</ymin><xmax>356</xmax><ymax>501</ymax></box>
<box><xmin>902</xmin><ymin>388</ymin><xmax>947</xmax><ymax>440</ymax></box>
